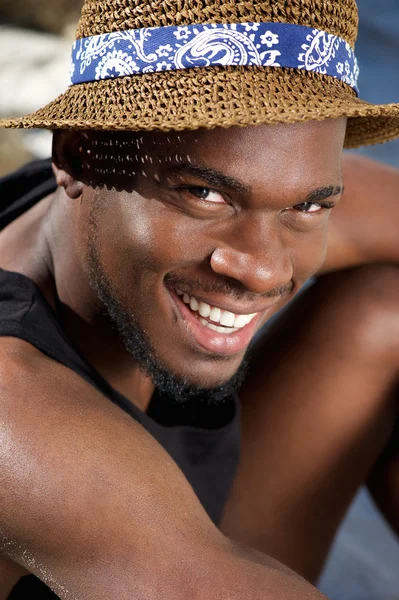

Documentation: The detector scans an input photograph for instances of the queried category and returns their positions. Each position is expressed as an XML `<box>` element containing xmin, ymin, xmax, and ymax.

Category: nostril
<box><xmin>210</xmin><ymin>247</ymin><xmax>293</xmax><ymax>297</ymax></box>
<box><xmin>209</xmin><ymin>248</ymin><xmax>228</xmax><ymax>274</ymax></box>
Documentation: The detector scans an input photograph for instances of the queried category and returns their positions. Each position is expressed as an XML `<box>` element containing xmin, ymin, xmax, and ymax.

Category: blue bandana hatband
<box><xmin>70</xmin><ymin>21</ymin><xmax>360</xmax><ymax>94</ymax></box>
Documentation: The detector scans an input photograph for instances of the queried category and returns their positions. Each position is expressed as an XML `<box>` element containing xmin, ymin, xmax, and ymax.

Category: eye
<box><xmin>188</xmin><ymin>187</ymin><xmax>227</xmax><ymax>204</ymax></box>
<box><xmin>292</xmin><ymin>202</ymin><xmax>335</xmax><ymax>214</ymax></box>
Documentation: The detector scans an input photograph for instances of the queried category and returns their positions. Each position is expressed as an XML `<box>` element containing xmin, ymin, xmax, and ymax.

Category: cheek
<box><xmin>290</xmin><ymin>224</ymin><xmax>329</xmax><ymax>283</ymax></box>
<box><xmin>92</xmin><ymin>194</ymin><xmax>210</xmax><ymax>291</ymax></box>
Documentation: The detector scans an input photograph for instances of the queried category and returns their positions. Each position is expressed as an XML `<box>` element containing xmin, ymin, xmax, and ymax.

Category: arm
<box><xmin>367</xmin><ymin>422</ymin><xmax>399</xmax><ymax>536</ymax></box>
<box><xmin>320</xmin><ymin>153</ymin><xmax>399</xmax><ymax>273</ymax></box>
<box><xmin>0</xmin><ymin>337</ymin><xmax>326</xmax><ymax>599</ymax></box>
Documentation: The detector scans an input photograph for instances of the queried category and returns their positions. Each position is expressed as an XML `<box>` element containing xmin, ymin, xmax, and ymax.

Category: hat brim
<box><xmin>2</xmin><ymin>66</ymin><xmax>399</xmax><ymax>149</ymax></box>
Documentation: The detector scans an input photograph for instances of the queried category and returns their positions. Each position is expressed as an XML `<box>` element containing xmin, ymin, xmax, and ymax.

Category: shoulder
<box><xmin>0</xmin><ymin>336</ymin><xmax>45</xmax><ymax>390</ymax></box>
<box><xmin>342</xmin><ymin>153</ymin><xmax>399</xmax><ymax>199</ymax></box>
<box><xmin>0</xmin><ymin>336</ymin><xmax>62</xmax><ymax>387</ymax></box>
<box><xmin>320</xmin><ymin>154</ymin><xmax>399</xmax><ymax>273</ymax></box>
<box><xmin>0</xmin><ymin>338</ymin><xmax>68</xmax><ymax>435</ymax></box>
<box><xmin>0</xmin><ymin>336</ymin><xmax>102</xmax><ymax>420</ymax></box>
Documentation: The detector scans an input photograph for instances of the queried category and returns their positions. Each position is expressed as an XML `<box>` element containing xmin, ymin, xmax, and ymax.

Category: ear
<box><xmin>52</xmin><ymin>163</ymin><xmax>83</xmax><ymax>200</ymax></box>
<box><xmin>52</xmin><ymin>130</ymin><xmax>85</xmax><ymax>200</ymax></box>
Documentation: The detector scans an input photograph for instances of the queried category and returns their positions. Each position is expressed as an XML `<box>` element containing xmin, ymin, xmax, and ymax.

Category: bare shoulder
<box><xmin>0</xmin><ymin>335</ymin><xmax>102</xmax><ymax>419</ymax></box>
<box><xmin>0</xmin><ymin>337</ymin><xmax>327</xmax><ymax>599</ymax></box>
<box><xmin>0</xmin><ymin>335</ymin><xmax>71</xmax><ymax>383</ymax></box>
<box><xmin>0</xmin><ymin>336</ymin><xmax>58</xmax><ymax>410</ymax></box>
<box><xmin>321</xmin><ymin>154</ymin><xmax>399</xmax><ymax>273</ymax></box>
<box><xmin>0</xmin><ymin>335</ymin><xmax>44</xmax><ymax>366</ymax></box>
<box><xmin>0</xmin><ymin>337</ymin><xmax>212</xmax><ymax>597</ymax></box>
<box><xmin>342</xmin><ymin>153</ymin><xmax>399</xmax><ymax>196</ymax></box>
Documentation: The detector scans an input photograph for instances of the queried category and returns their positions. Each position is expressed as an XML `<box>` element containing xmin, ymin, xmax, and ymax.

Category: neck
<box><xmin>35</xmin><ymin>189</ymin><xmax>154</xmax><ymax>411</ymax></box>
<box><xmin>55</xmin><ymin>296</ymin><xmax>155</xmax><ymax>412</ymax></box>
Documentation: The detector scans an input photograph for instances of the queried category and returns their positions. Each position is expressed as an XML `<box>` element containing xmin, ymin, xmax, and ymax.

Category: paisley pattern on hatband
<box><xmin>70</xmin><ymin>21</ymin><xmax>359</xmax><ymax>93</ymax></box>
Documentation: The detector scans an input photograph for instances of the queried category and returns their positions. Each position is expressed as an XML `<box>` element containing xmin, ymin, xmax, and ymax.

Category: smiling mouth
<box><xmin>176</xmin><ymin>289</ymin><xmax>258</xmax><ymax>335</ymax></box>
<box><xmin>166</xmin><ymin>285</ymin><xmax>264</xmax><ymax>357</ymax></box>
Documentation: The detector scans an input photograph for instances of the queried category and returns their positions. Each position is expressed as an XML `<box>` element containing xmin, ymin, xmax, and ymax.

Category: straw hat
<box><xmin>2</xmin><ymin>0</ymin><xmax>399</xmax><ymax>148</ymax></box>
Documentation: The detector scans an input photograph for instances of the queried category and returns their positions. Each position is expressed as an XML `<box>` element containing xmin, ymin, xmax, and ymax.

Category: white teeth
<box><xmin>220</xmin><ymin>310</ymin><xmax>235</xmax><ymax>327</ymax></box>
<box><xmin>209</xmin><ymin>307</ymin><xmax>221</xmax><ymax>323</ymax></box>
<box><xmin>234</xmin><ymin>313</ymin><xmax>257</xmax><ymax>328</ymax></box>
<box><xmin>177</xmin><ymin>289</ymin><xmax>258</xmax><ymax>330</ymax></box>
<box><xmin>190</xmin><ymin>297</ymin><xmax>199</xmax><ymax>312</ymax></box>
<box><xmin>200</xmin><ymin>318</ymin><xmax>239</xmax><ymax>335</ymax></box>
<box><xmin>198</xmin><ymin>302</ymin><xmax>211</xmax><ymax>318</ymax></box>
<box><xmin>234</xmin><ymin>314</ymin><xmax>249</xmax><ymax>328</ymax></box>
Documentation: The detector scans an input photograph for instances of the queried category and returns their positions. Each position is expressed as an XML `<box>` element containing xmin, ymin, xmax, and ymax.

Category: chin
<box><xmin>149</xmin><ymin>351</ymin><xmax>248</xmax><ymax>403</ymax></box>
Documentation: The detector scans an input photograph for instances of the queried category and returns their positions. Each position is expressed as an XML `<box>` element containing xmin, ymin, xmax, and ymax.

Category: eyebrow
<box><xmin>167</xmin><ymin>163</ymin><xmax>251</xmax><ymax>195</ymax></box>
<box><xmin>166</xmin><ymin>163</ymin><xmax>344</xmax><ymax>203</ymax></box>
<box><xmin>304</xmin><ymin>185</ymin><xmax>344</xmax><ymax>203</ymax></box>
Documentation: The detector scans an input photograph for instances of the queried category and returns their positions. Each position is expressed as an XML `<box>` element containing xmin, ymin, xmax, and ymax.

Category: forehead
<box><xmin>172</xmin><ymin>120</ymin><xmax>346</xmax><ymax>181</ymax></box>
<box><xmin>83</xmin><ymin>119</ymin><xmax>346</xmax><ymax>194</ymax></box>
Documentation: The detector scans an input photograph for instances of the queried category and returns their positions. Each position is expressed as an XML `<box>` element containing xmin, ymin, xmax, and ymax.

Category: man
<box><xmin>0</xmin><ymin>0</ymin><xmax>398</xmax><ymax>598</ymax></box>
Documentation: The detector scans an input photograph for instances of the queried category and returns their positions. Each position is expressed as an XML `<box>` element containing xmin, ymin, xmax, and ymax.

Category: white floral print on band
<box><xmin>70</xmin><ymin>21</ymin><xmax>359</xmax><ymax>93</ymax></box>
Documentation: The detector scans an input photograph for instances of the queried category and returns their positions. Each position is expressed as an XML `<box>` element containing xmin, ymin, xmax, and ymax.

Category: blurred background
<box><xmin>1</xmin><ymin>1</ymin><xmax>399</xmax><ymax>598</ymax></box>
<box><xmin>0</xmin><ymin>0</ymin><xmax>82</xmax><ymax>176</ymax></box>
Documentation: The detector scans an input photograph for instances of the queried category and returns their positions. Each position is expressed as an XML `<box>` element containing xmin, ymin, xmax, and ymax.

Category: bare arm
<box><xmin>367</xmin><ymin>422</ymin><xmax>399</xmax><ymax>537</ymax></box>
<box><xmin>321</xmin><ymin>153</ymin><xmax>399</xmax><ymax>273</ymax></box>
<box><xmin>0</xmin><ymin>337</ymin><xmax>326</xmax><ymax>599</ymax></box>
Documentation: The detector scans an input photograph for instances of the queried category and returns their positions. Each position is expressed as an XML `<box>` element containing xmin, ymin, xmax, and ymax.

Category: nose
<box><xmin>210</xmin><ymin>216</ymin><xmax>293</xmax><ymax>295</ymax></box>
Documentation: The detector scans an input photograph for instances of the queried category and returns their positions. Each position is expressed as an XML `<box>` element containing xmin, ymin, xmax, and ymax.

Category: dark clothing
<box><xmin>0</xmin><ymin>161</ymin><xmax>241</xmax><ymax>599</ymax></box>
<box><xmin>0</xmin><ymin>159</ymin><xmax>57</xmax><ymax>229</ymax></box>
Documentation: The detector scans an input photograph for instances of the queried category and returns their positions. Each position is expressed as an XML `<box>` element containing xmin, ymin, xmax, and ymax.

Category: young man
<box><xmin>0</xmin><ymin>0</ymin><xmax>398</xmax><ymax>598</ymax></box>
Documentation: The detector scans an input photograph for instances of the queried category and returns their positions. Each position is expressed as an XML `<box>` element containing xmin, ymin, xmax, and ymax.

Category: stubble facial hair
<box><xmin>86</xmin><ymin>202</ymin><xmax>247</xmax><ymax>405</ymax></box>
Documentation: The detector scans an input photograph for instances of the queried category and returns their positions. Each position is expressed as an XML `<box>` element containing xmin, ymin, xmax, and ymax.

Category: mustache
<box><xmin>165</xmin><ymin>274</ymin><xmax>293</xmax><ymax>302</ymax></box>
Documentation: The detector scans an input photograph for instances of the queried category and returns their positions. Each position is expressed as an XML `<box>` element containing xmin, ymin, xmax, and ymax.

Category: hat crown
<box><xmin>76</xmin><ymin>0</ymin><xmax>359</xmax><ymax>47</ymax></box>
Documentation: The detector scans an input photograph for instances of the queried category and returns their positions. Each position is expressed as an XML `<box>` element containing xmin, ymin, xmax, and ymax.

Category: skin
<box><xmin>220</xmin><ymin>154</ymin><xmax>399</xmax><ymax>579</ymax></box>
<box><xmin>0</xmin><ymin>120</ymin><xmax>398</xmax><ymax>597</ymax></box>
<box><xmin>23</xmin><ymin>120</ymin><xmax>346</xmax><ymax>404</ymax></box>
<box><xmin>221</xmin><ymin>263</ymin><xmax>399</xmax><ymax>580</ymax></box>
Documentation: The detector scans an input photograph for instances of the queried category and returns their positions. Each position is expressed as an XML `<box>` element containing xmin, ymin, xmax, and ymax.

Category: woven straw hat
<box><xmin>2</xmin><ymin>0</ymin><xmax>399</xmax><ymax>148</ymax></box>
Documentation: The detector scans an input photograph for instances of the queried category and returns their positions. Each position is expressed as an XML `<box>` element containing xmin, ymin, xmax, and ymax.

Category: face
<box><xmin>69</xmin><ymin>120</ymin><xmax>346</xmax><ymax>395</ymax></box>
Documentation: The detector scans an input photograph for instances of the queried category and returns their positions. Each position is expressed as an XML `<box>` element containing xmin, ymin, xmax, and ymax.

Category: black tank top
<box><xmin>0</xmin><ymin>161</ymin><xmax>240</xmax><ymax>599</ymax></box>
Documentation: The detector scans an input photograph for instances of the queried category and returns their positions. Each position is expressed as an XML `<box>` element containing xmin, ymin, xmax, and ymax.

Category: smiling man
<box><xmin>52</xmin><ymin>122</ymin><xmax>345</xmax><ymax>404</ymax></box>
<box><xmin>0</xmin><ymin>0</ymin><xmax>399</xmax><ymax>599</ymax></box>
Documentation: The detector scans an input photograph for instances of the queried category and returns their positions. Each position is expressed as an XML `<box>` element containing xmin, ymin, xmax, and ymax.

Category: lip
<box><xmin>167</xmin><ymin>287</ymin><xmax>262</xmax><ymax>357</ymax></box>
<box><xmin>165</xmin><ymin>284</ymin><xmax>277</xmax><ymax>316</ymax></box>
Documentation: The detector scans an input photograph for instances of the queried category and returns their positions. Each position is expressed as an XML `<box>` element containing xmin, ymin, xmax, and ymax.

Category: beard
<box><xmin>86</xmin><ymin>215</ymin><xmax>247</xmax><ymax>405</ymax></box>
